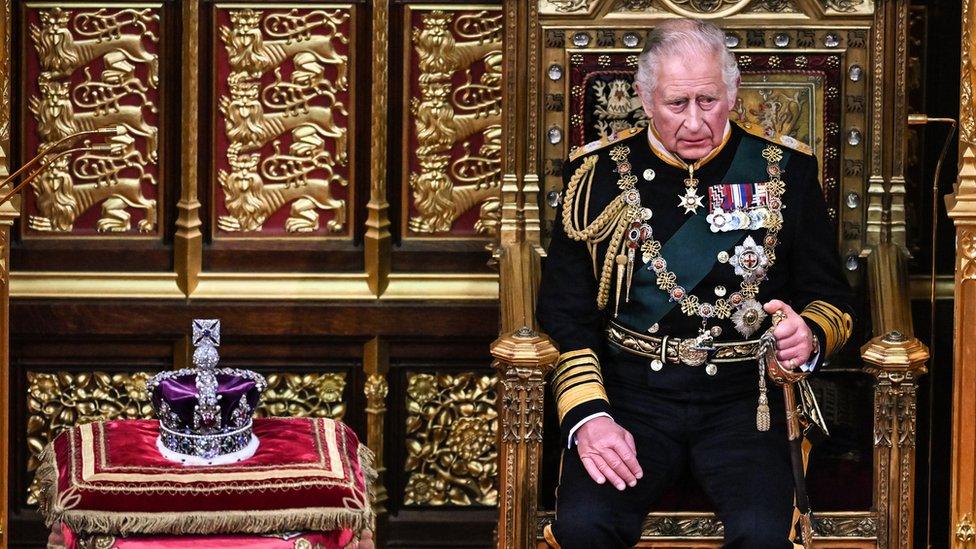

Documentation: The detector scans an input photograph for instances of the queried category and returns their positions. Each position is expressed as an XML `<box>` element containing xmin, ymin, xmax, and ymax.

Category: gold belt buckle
<box><xmin>677</xmin><ymin>339</ymin><xmax>709</xmax><ymax>367</ymax></box>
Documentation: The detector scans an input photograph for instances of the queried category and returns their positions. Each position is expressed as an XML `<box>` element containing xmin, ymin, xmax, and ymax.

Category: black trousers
<box><xmin>550</xmin><ymin>357</ymin><xmax>796</xmax><ymax>549</ymax></box>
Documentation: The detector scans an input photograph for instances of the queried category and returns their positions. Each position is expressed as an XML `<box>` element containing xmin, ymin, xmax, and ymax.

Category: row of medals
<box><xmin>607</xmin><ymin>142</ymin><xmax>788</xmax><ymax>376</ymax></box>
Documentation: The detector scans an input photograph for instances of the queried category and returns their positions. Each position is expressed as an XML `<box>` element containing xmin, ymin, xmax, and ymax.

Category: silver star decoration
<box><xmin>678</xmin><ymin>187</ymin><xmax>704</xmax><ymax>214</ymax></box>
<box><xmin>731</xmin><ymin>299</ymin><xmax>767</xmax><ymax>337</ymax></box>
<box><xmin>729</xmin><ymin>235</ymin><xmax>769</xmax><ymax>281</ymax></box>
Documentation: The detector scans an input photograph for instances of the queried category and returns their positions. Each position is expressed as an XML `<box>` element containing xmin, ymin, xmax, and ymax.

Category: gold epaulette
<box><xmin>568</xmin><ymin>126</ymin><xmax>644</xmax><ymax>162</ymax></box>
<box><xmin>800</xmin><ymin>300</ymin><xmax>853</xmax><ymax>356</ymax></box>
<box><xmin>736</xmin><ymin>121</ymin><xmax>814</xmax><ymax>156</ymax></box>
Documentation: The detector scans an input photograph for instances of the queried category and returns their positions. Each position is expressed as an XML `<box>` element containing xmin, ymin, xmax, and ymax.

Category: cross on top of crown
<box><xmin>192</xmin><ymin>319</ymin><xmax>221</xmax><ymax>348</ymax></box>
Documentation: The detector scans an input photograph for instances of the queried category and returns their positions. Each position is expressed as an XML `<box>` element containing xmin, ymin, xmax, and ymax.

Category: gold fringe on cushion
<box><xmin>357</xmin><ymin>442</ymin><xmax>379</xmax><ymax>531</ymax></box>
<box><xmin>35</xmin><ymin>437</ymin><xmax>381</xmax><ymax>537</ymax></box>
<box><xmin>58</xmin><ymin>507</ymin><xmax>375</xmax><ymax>537</ymax></box>
<box><xmin>35</xmin><ymin>442</ymin><xmax>60</xmax><ymax>526</ymax></box>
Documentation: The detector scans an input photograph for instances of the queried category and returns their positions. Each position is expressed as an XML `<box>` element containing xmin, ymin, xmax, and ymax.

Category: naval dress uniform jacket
<box><xmin>537</xmin><ymin>122</ymin><xmax>854</xmax><ymax>549</ymax></box>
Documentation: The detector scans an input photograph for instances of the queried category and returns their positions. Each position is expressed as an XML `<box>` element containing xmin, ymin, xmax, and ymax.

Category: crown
<box><xmin>148</xmin><ymin>319</ymin><xmax>267</xmax><ymax>465</ymax></box>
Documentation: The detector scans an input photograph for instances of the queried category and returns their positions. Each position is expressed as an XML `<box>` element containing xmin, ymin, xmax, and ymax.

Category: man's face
<box><xmin>638</xmin><ymin>52</ymin><xmax>736</xmax><ymax>161</ymax></box>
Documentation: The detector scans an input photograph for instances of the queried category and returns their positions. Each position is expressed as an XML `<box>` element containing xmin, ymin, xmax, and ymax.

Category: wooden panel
<box><xmin>12</xmin><ymin>1</ymin><xmax>179</xmax><ymax>273</ymax></box>
<box><xmin>22</xmin><ymin>4</ymin><xmax>163</xmax><ymax>237</ymax></box>
<box><xmin>212</xmin><ymin>4</ymin><xmax>353</xmax><ymax>238</ymax></box>
<box><xmin>401</xmin><ymin>6</ymin><xmax>502</xmax><ymax>239</ymax></box>
<box><xmin>402</xmin><ymin>371</ymin><xmax>498</xmax><ymax>506</ymax></box>
<box><xmin>389</xmin><ymin>3</ymin><xmax>503</xmax><ymax>275</ymax></box>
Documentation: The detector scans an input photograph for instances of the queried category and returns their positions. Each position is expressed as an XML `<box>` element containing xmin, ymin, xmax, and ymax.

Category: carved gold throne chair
<box><xmin>491</xmin><ymin>2</ymin><xmax>929</xmax><ymax>548</ymax></box>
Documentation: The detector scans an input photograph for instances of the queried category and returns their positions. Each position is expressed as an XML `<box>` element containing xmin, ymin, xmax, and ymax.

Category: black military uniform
<box><xmin>537</xmin><ymin>122</ymin><xmax>854</xmax><ymax>549</ymax></box>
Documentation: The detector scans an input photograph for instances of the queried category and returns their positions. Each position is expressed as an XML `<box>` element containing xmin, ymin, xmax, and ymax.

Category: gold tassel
<box><xmin>625</xmin><ymin>247</ymin><xmax>635</xmax><ymax>303</ymax></box>
<box><xmin>614</xmin><ymin>254</ymin><xmax>627</xmax><ymax>316</ymax></box>
<box><xmin>757</xmin><ymin>360</ymin><xmax>771</xmax><ymax>432</ymax></box>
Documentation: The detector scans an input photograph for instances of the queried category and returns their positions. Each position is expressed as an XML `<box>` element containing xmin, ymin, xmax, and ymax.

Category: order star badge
<box><xmin>678</xmin><ymin>187</ymin><xmax>704</xmax><ymax>214</ymax></box>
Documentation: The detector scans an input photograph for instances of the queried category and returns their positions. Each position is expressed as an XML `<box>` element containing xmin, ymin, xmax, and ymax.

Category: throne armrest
<box><xmin>491</xmin><ymin>327</ymin><xmax>559</xmax><ymax>549</ymax></box>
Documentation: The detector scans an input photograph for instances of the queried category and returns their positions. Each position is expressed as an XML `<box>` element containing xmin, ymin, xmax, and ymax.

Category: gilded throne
<box><xmin>490</xmin><ymin>2</ymin><xmax>932</xmax><ymax>548</ymax></box>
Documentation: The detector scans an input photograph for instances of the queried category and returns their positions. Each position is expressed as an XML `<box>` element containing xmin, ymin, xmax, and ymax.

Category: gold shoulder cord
<box><xmin>561</xmin><ymin>154</ymin><xmax>635</xmax><ymax>310</ymax></box>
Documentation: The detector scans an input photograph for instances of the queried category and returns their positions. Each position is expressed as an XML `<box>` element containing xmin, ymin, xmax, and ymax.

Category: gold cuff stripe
<box><xmin>554</xmin><ymin>366</ymin><xmax>603</xmax><ymax>387</ymax></box>
<box><xmin>557</xmin><ymin>379</ymin><xmax>604</xmax><ymax>400</ymax></box>
<box><xmin>557</xmin><ymin>383</ymin><xmax>609</xmax><ymax>424</ymax></box>
<box><xmin>802</xmin><ymin>309</ymin><xmax>842</xmax><ymax>355</ymax></box>
<box><xmin>552</xmin><ymin>358</ymin><xmax>602</xmax><ymax>387</ymax></box>
<box><xmin>801</xmin><ymin>300</ymin><xmax>853</xmax><ymax>356</ymax></box>
<box><xmin>554</xmin><ymin>372</ymin><xmax>604</xmax><ymax>395</ymax></box>
<box><xmin>552</xmin><ymin>348</ymin><xmax>608</xmax><ymax>422</ymax></box>
<box><xmin>550</xmin><ymin>349</ymin><xmax>602</xmax><ymax>387</ymax></box>
<box><xmin>557</xmin><ymin>348</ymin><xmax>598</xmax><ymax>363</ymax></box>
<box><xmin>552</xmin><ymin>350</ymin><xmax>600</xmax><ymax>384</ymax></box>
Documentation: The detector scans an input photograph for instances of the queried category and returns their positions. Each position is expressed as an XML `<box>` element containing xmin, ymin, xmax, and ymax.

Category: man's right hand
<box><xmin>575</xmin><ymin>416</ymin><xmax>643</xmax><ymax>490</ymax></box>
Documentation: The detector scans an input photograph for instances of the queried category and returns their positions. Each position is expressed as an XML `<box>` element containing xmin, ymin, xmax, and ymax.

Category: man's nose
<box><xmin>684</xmin><ymin>105</ymin><xmax>704</xmax><ymax>131</ymax></box>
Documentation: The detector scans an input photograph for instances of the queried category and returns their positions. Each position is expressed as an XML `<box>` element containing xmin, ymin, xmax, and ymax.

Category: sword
<box><xmin>762</xmin><ymin>311</ymin><xmax>814</xmax><ymax>549</ymax></box>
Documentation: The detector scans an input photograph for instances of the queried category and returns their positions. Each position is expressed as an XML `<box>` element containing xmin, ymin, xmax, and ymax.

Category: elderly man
<box><xmin>537</xmin><ymin>18</ymin><xmax>854</xmax><ymax>549</ymax></box>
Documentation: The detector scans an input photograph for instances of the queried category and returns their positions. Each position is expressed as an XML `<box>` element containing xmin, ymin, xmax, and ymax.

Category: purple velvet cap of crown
<box><xmin>150</xmin><ymin>372</ymin><xmax>261</xmax><ymax>433</ymax></box>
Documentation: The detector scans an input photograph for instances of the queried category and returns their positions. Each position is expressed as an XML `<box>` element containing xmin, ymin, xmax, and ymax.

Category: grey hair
<box><xmin>634</xmin><ymin>19</ymin><xmax>740</xmax><ymax>102</ymax></box>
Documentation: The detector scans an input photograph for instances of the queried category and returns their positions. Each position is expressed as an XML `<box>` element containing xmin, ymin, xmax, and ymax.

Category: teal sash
<box><xmin>615</xmin><ymin>137</ymin><xmax>790</xmax><ymax>331</ymax></box>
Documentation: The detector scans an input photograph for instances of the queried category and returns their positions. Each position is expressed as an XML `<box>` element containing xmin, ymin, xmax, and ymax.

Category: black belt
<box><xmin>606</xmin><ymin>321</ymin><xmax>761</xmax><ymax>375</ymax></box>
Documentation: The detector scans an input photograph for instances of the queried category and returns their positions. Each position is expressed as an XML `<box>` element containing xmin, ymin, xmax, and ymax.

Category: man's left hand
<box><xmin>762</xmin><ymin>300</ymin><xmax>814</xmax><ymax>370</ymax></box>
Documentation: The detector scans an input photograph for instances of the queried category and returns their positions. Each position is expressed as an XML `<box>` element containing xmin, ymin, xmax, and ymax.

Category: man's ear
<box><xmin>728</xmin><ymin>76</ymin><xmax>741</xmax><ymax>105</ymax></box>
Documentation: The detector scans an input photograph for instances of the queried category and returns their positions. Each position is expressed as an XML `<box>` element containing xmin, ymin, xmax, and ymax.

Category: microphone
<box><xmin>0</xmin><ymin>125</ymin><xmax>127</xmax><ymax>207</ymax></box>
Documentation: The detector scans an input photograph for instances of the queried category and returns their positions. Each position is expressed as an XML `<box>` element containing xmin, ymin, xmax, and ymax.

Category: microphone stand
<box><xmin>0</xmin><ymin>125</ymin><xmax>127</xmax><ymax>207</ymax></box>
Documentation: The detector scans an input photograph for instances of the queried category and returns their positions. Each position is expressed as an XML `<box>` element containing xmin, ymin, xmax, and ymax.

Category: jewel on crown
<box><xmin>148</xmin><ymin>319</ymin><xmax>267</xmax><ymax>465</ymax></box>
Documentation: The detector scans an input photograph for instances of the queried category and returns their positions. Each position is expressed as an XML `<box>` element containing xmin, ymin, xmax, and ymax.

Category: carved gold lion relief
<box><xmin>215</xmin><ymin>7</ymin><xmax>351</xmax><ymax>235</ymax></box>
<box><xmin>25</xmin><ymin>6</ymin><xmax>160</xmax><ymax>234</ymax></box>
<box><xmin>405</xmin><ymin>9</ymin><xmax>503</xmax><ymax>237</ymax></box>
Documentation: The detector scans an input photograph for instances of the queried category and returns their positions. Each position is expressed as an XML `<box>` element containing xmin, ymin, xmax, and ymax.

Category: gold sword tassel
<box><xmin>625</xmin><ymin>246</ymin><xmax>635</xmax><ymax>303</ymax></box>
<box><xmin>614</xmin><ymin>254</ymin><xmax>628</xmax><ymax>316</ymax></box>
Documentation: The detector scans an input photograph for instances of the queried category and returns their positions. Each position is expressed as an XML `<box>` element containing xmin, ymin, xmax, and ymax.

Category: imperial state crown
<box><xmin>147</xmin><ymin>319</ymin><xmax>267</xmax><ymax>465</ymax></box>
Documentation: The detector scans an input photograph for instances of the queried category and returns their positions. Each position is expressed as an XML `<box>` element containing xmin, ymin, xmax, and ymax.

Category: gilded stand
<box><xmin>861</xmin><ymin>332</ymin><xmax>928</xmax><ymax>549</ymax></box>
<box><xmin>491</xmin><ymin>327</ymin><xmax>558</xmax><ymax>549</ymax></box>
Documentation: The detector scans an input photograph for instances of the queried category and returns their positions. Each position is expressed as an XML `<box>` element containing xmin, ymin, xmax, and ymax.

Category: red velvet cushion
<box><xmin>37</xmin><ymin>418</ymin><xmax>375</xmax><ymax>536</ymax></box>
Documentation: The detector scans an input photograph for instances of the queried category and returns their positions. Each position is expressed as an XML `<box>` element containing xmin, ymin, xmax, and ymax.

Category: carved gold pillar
<box><xmin>366</xmin><ymin>0</ymin><xmax>391</xmax><ymax>296</ymax></box>
<box><xmin>862</xmin><ymin>332</ymin><xmax>928</xmax><ymax>549</ymax></box>
<box><xmin>860</xmin><ymin>2</ymin><xmax>922</xmax><ymax>547</ymax></box>
<box><xmin>864</xmin><ymin>0</ymin><xmax>914</xmax><ymax>335</ymax></box>
<box><xmin>175</xmin><ymin>0</ymin><xmax>202</xmax><ymax>296</ymax></box>
<box><xmin>947</xmin><ymin>0</ymin><xmax>976</xmax><ymax>544</ymax></box>
<box><xmin>491</xmin><ymin>328</ymin><xmax>558</xmax><ymax>549</ymax></box>
<box><xmin>498</xmin><ymin>0</ymin><xmax>543</xmax><ymax>333</ymax></box>
<box><xmin>363</xmin><ymin>337</ymin><xmax>389</xmax><ymax>543</ymax></box>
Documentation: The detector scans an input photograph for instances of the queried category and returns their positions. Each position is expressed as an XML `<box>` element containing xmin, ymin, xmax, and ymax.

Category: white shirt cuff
<box><xmin>567</xmin><ymin>412</ymin><xmax>614</xmax><ymax>448</ymax></box>
<box><xmin>800</xmin><ymin>349</ymin><xmax>820</xmax><ymax>372</ymax></box>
